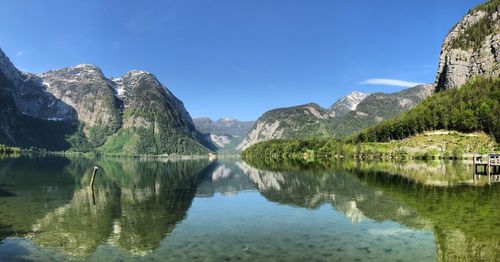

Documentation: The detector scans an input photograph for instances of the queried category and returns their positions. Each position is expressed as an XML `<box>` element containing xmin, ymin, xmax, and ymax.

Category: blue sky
<box><xmin>0</xmin><ymin>0</ymin><xmax>484</xmax><ymax>120</ymax></box>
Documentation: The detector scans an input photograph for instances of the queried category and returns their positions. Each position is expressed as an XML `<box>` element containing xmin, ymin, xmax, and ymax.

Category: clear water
<box><xmin>0</xmin><ymin>156</ymin><xmax>498</xmax><ymax>261</ymax></box>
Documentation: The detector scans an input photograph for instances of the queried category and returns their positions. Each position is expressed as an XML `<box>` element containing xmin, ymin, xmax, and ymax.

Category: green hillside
<box><xmin>239</xmin><ymin>85</ymin><xmax>432</xmax><ymax>150</ymax></box>
<box><xmin>242</xmin><ymin>131</ymin><xmax>497</xmax><ymax>161</ymax></box>
<box><xmin>329</xmin><ymin>85</ymin><xmax>433</xmax><ymax>138</ymax></box>
<box><xmin>351</xmin><ymin>77</ymin><xmax>500</xmax><ymax>143</ymax></box>
<box><xmin>0</xmin><ymin>51</ymin><xmax>212</xmax><ymax>156</ymax></box>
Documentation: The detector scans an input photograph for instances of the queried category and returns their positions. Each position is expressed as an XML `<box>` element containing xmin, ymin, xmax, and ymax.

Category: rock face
<box><xmin>330</xmin><ymin>91</ymin><xmax>369</xmax><ymax>117</ymax></box>
<box><xmin>39</xmin><ymin>65</ymin><xmax>121</xmax><ymax>128</ymax></box>
<box><xmin>238</xmin><ymin>85</ymin><xmax>434</xmax><ymax>150</ymax></box>
<box><xmin>436</xmin><ymin>1</ymin><xmax>500</xmax><ymax>90</ymax></box>
<box><xmin>0</xmin><ymin>50</ymin><xmax>78</xmax><ymax>150</ymax></box>
<box><xmin>237</xmin><ymin>103</ymin><xmax>335</xmax><ymax>150</ymax></box>
<box><xmin>193</xmin><ymin>117</ymin><xmax>254</xmax><ymax>152</ymax></box>
<box><xmin>0</xmin><ymin>49</ymin><xmax>77</xmax><ymax>122</ymax></box>
<box><xmin>0</xmin><ymin>47</ymin><xmax>211</xmax><ymax>154</ymax></box>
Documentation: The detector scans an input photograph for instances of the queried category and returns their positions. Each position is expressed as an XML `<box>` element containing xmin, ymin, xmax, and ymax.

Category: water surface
<box><xmin>0</xmin><ymin>156</ymin><xmax>498</xmax><ymax>261</ymax></box>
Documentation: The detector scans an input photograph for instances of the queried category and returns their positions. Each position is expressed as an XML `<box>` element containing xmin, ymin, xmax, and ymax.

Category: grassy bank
<box><xmin>0</xmin><ymin>144</ymin><xmax>21</xmax><ymax>159</ymax></box>
<box><xmin>242</xmin><ymin>131</ymin><xmax>499</xmax><ymax>161</ymax></box>
<box><xmin>0</xmin><ymin>144</ymin><xmax>21</xmax><ymax>154</ymax></box>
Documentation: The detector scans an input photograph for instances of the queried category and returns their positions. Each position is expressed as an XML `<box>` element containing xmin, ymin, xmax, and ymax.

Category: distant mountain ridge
<box><xmin>193</xmin><ymin>117</ymin><xmax>254</xmax><ymax>152</ymax></box>
<box><xmin>238</xmin><ymin>84</ymin><xmax>434</xmax><ymax>150</ymax></box>
<box><xmin>0</xmin><ymin>47</ymin><xmax>213</xmax><ymax>155</ymax></box>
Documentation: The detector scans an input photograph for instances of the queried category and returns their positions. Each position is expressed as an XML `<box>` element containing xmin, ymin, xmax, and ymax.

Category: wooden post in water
<box><xmin>473</xmin><ymin>155</ymin><xmax>476</xmax><ymax>181</ymax></box>
<box><xmin>90</xmin><ymin>166</ymin><xmax>99</xmax><ymax>190</ymax></box>
<box><xmin>487</xmin><ymin>155</ymin><xmax>491</xmax><ymax>185</ymax></box>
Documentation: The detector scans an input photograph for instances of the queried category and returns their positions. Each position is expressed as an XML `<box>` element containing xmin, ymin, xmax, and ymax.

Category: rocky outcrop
<box><xmin>436</xmin><ymin>2</ymin><xmax>500</xmax><ymax>90</ymax></box>
<box><xmin>237</xmin><ymin>120</ymin><xmax>284</xmax><ymax>150</ymax></box>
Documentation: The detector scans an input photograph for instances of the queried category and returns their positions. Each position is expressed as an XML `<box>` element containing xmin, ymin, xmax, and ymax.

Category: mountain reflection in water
<box><xmin>0</xmin><ymin>156</ymin><xmax>498</xmax><ymax>261</ymax></box>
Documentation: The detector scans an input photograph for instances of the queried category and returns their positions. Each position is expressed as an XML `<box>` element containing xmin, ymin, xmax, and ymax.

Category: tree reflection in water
<box><xmin>0</xmin><ymin>156</ymin><xmax>498</xmax><ymax>261</ymax></box>
<box><xmin>241</xmin><ymin>158</ymin><xmax>500</xmax><ymax>262</ymax></box>
<box><xmin>31</xmin><ymin>157</ymin><xmax>212</xmax><ymax>256</ymax></box>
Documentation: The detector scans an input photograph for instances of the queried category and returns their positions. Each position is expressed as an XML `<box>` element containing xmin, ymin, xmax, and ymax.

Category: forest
<box><xmin>243</xmin><ymin>77</ymin><xmax>499</xmax><ymax>161</ymax></box>
<box><xmin>351</xmin><ymin>77</ymin><xmax>499</xmax><ymax>143</ymax></box>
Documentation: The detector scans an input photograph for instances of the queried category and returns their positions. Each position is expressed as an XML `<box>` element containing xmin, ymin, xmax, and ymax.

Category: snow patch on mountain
<box><xmin>330</xmin><ymin>91</ymin><xmax>369</xmax><ymax>117</ymax></box>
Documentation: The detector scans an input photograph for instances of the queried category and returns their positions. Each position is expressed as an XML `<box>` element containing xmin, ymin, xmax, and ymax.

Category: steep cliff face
<box><xmin>0</xmin><ymin>48</ymin><xmax>211</xmax><ymax>155</ymax></box>
<box><xmin>436</xmin><ymin>0</ymin><xmax>500</xmax><ymax>90</ymax></box>
<box><xmin>0</xmin><ymin>48</ymin><xmax>77</xmax><ymax>121</ymax></box>
<box><xmin>0</xmin><ymin>49</ymin><xmax>79</xmax><ymax>150</ymax></box>
<box><xmin>0</xmin><ymin>70</ymin><xmax>77</xmax><ymax>151</ymax></box>
<box><xmin>39</xmin><ymin>65</ymin><xmax>122</xmax><ymax>128</ymax></box>
<box><xmin>238</xmin><ymin>85</ymin><xmax>434</xmax><ymax>150</ymax></box>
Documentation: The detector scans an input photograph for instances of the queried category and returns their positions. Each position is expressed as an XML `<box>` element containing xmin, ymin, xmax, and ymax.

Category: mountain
<box><xmin>330</xmin><ymin>91</ymin><xmax>369</xmax><ymax>117</ymax></box>
<box><xmin>0</xmin><ymin>49</ymin><xmax>78</xmax><ymax>150</ymax></box>
<box><xmin>331</xmin><ymin>84</ymin><xmax>434</xmax><ymax>138</ymax></box>
<box><xmin>193</xmin><ymin>117</ymin><xmax>254</xmax><ymax>152</ymax></box>
<box><xmin>436</xmin><ymin>0</ymin><xmax>499</xmax><ymax>90</ymax></box>
<box><xmin>352</xmin><ymin>76</ymin><xmax>500</xmax><ymax>143</ymax></box>
<box><xmin>237</xmin><ymin>103</ymin><xmax>336</xmax><ymax>151</ymax></box>
<box><xmin>238</xmin><ymin>85</ymin><xmax>433</xmax><ymax>150</ymax></box>
<box><xmin>353</xmin><ymin>0</ymin><xmax>500</xmax><ymax>143</ymax></box>
<box><xmin>0</xmin><ymin>47</ymin><xmax>212</xmax><ymax>155</ymax></box>
<box><xmin>37</xmin><ymin>64</ymin><xmax>123</xmax><ymax>148</ymax></box>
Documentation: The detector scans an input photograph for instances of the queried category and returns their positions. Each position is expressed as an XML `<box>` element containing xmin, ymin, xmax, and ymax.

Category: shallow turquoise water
<box><xmin>0</xmin><ymin>156</ymin><xmax>498</xmax><ymax>261</ymax></box>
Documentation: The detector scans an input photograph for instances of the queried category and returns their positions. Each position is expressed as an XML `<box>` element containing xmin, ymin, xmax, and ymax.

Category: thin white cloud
<box><xmin>16</xmin><ymin>50</ymin><xmax>29</xmax><ymax>56</ymax></box>
<box><xmin>359</xmin><ymin>78</ymin><xmax>423</xmax><ymax>87</ymax></box>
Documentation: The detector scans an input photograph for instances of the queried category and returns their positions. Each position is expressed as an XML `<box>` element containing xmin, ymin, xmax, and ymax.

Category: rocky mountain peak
<box><xmin>124</xmin><ymin>70</ymin><xmax>151</xmax><ymax>77</ymax></box>
<box><xmin>36</xmin><ymin>63</ymin><xmax>121</xmax><ymax>128</ymax></box>
<box><xmin>218</xmin><ymin>117</ymin><xmax>237</xmax><ymax>124</ymax></box>
<box><xmin>38</xmin><ymin>64</ymin><xmax>107</xmax><ymax>86</ymax></box>
<box><xmin>118</xmin><ymin>70</ymin><xmax>177</xmax><ymax>105</ymax></box>
<box><xmin>0</xmin><ymin>48</ymin><xmax>25</xmax><ymax>84</ymax></box>
<box><xmin>0</xmin><ymin>48</ymin><xmax>78</xmax><ymax>122</ymax></box>
<box><xmin>119</xmin><ymin>70</ymin><xmax>171</xmax><ymax>94</ymax></box>
<box><xmin>74</xmin><ymin>63</ymin><xmax>101</xmax><ymax>70</ymax></box>
<box><xmin>330</xmin><ymin>91</ymin><xmax>369</xmax><ymax>117</ymax></box>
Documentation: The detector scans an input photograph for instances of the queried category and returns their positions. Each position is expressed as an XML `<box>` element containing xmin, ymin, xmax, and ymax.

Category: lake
<box><xmin>0</xmin><ymin>155</ymin><xmax>498</xmax><ymax>261</ymax></box>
